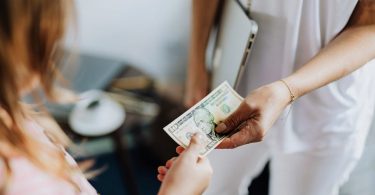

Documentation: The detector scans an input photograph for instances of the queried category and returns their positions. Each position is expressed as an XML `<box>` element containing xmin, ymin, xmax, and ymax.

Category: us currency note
<box><xmin>163</xmin><ymin>81</ymin><xmax>243</xmax><ymax>156</ymax></box>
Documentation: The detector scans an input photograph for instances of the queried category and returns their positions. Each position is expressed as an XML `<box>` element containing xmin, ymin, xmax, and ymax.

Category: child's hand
<box><xmin>157</xmin><ymin>134</ymin><xmax>213</xmax><ymax>195</ymax></box>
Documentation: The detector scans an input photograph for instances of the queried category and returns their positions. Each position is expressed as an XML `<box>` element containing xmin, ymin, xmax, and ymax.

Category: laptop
<box><xmin>60</xmin><ymin>53</ymin><xmax>126</xmax><ymax>92</ymax></box>
<box><xmin>211</xmin><ymin>0</ymin><xmax>258</xmax><ymax>89</ymax></box>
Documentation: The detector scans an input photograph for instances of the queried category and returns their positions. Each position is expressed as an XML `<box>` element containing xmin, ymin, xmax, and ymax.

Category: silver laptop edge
<box><xmin>211</xmin><ymin>0</ymin><xmax>258</xmax><ymax>90</ymax></box>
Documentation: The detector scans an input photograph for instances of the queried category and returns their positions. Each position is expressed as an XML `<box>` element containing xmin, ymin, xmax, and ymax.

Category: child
<box><xmin>0</xmin><ymin>0</ymin><xmax>212</xmax><ymax>194</ymax></box>
<box><xmin>0</xmin><ymin>0</ymin><xmax>98</xmax><ymax>193</ymax></box>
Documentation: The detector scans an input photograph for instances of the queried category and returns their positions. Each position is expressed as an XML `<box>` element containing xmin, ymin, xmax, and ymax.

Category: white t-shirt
<box><xmin>238</xmin><ymin>0</ymin><xmax>375</xmax><ymax>156</ymax></box>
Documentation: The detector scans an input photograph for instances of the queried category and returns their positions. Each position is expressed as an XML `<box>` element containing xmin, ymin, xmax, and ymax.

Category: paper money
<box><xmin>163</xmin><ymin>81</ymin><xmax>243</xmax><ymax>156</ymax></box>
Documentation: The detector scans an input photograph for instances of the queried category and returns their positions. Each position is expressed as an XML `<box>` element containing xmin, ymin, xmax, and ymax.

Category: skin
<box><xmin>157</xmin><ymin>134</ymin><xmax>213</xmax><ymax>195</ymax></box>
<box><xmin>156</xmin><ymin>1</ymin><xmax>374</xmax><ymax>194</ymax></box>
<box><xmin>184</xmin><ymin>0</ymin><xmax>220</xmax><ymax>107</ymax></box>
<box><xmin>185</xmin><ymin>0</ymin><xmax>375</xmax><ymax>149</ymax></box>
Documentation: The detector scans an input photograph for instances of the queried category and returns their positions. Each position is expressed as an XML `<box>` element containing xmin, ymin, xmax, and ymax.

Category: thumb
<box><xmin>183</xmin><ymin>134</ymin><xmax>204</xmax><ymax>158</ymax></box>
<box><xmin>215</xmin><ymin>101</ymin><xmax>252</xmax><ymax>134</ymax></box>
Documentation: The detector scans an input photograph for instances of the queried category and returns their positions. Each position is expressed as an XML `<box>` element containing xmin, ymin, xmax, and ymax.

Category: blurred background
<box><xmin>54</xmin><ymin>0</ymin><xmax>375</xmax><ymax>194</ymax></box>
<box><xmin>60</xmin><ymin>1</ymin><xmax>191</xmax><ymax>194</ymax></box>
<box><xmin>65</xmin><ymin>0</ymin><xmax>190</xmax><ymax>85</ymax></box>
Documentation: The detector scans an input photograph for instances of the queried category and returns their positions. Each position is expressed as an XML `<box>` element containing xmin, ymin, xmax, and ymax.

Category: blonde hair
<box><xmin>0</xmin><ymin>0</ymin><xmax>83</xmax><ymax>193</ymax></box>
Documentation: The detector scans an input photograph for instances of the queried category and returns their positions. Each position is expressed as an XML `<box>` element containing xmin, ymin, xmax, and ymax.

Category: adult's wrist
<box><xmin>279</xmin><ymin>76</ymin><xmax>302</xmax><ymax>101</ymax></box>
<box><xmin>187</xmin><ymin>60</ymin><xmax>208</xmax><ymax>79</ymax></box>
<box><xmin>267</xmin><ymin>81</ymin><xmax>294</xmax><ymax>108</ymax></box>
<box><xmin>279</xmin><ymin>79</ymin><xmax>296</xmax><ymax>104</ymax></box>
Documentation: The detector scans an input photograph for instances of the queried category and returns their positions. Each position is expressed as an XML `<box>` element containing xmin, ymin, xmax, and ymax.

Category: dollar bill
<box><xmin>163</xmin><ymin>81</ymin><xmax>243</xmax><ymax>156</ymax></box>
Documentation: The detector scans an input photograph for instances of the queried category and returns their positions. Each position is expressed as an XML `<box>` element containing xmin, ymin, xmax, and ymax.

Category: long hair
<box><xmin>0</xmin><ymin>0</ymin><xmax>82</xmax><ymax>192</ymax></box>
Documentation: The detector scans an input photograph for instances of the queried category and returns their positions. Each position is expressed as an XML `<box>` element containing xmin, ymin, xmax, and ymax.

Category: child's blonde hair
<box><xmin>0</xmin><ymin>0</ymin><xmax>82</xmax><ymax>192</ymax></box>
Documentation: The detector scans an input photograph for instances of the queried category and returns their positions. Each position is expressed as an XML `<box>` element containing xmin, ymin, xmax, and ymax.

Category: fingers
<box><xmin>182</xmin><ymin>134</ymin><xmax>204</xmax><ymax>159</ymax></box>
<box><xmin>176</xmin><ymin>146</ymin><xmax>185</xmax><ymax>154</ymax></box>
<box><xmin>157</xmin><ymin>166</ymin><xmax>168</xmax><ymax>182</ymax></box>
<box><xmin>159</xmin><ymin>134</ymin><xmax>203</xmax><ymax>182</ymax></box>
<box><xmin>157</xmin><ymin>156</ymin><xmax>178</xmax><ymax>182</ymax></box>
<box><xmin>216</xmin><ymin>137</ymin><xmax>238</xmax><ymax>149</ymax></box>
<box><xmin>216</xmin><ymin>119</ymin><xmax>264</xmax><ymax>149</ymax></box>
<box><xmin>215</xmin><ymin>101</ymin><xmax>253</xmax><ymax>134</ymax></box>
<box><xmin>166</xmin><ymin>157</ymin><xmax>177</xmax><ymax>169</ymax></box>
<box><xmin>158</xmin><ymin>166</ymin><xmax>168</xmax><ymax>175</ymax></box>
<box><xmin>157</xmin><ymin>174</ymin><xmax>165</xmax><ymax>182</ymax></box>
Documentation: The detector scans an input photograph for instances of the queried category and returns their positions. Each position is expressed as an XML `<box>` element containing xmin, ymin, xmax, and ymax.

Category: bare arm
<box><xmin>285</xmin><ymin>24</ymin><xmax>375</xmax><ymax>98</ymax></box>
<box><xmin>189</xmin><ymin>0</ymin><xmax>220</xmax><ymax>68</ymax></box>
<box><xmin>215</xmin><ymin>0</ymin><xmax>375</xmax><ymax>148</ymax></box>
<box><xmin>185</xmin><ymin>0</ymin><xmax>220</xmax><ymax>107</ymax></box>
<box><xmin>284</xmin><ymin>0</ymin><xmax>375</xmax><ymax>98</ymax></box>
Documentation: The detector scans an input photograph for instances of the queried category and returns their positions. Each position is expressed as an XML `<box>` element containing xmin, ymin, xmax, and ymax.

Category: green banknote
<box><xmin>163</xmin><ymin>81</ymin><xmax>243</xmax><ymax>156</ymax></box>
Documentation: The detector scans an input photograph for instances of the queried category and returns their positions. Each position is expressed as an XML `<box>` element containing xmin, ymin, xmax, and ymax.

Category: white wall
<box><xmin>66</xmin><ymin>0</ymin><xmax>191</xmax><ymax>83</ymax></box>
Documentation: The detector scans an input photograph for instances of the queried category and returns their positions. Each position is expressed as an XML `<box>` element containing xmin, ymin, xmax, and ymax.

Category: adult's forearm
<box><xmin>189</xmin><ymin>0</ymin><xmax>220</xmax><ymax>70</ymax></box>
<box><xmin>284</xmin><ymin>25</ymin><xmax>375</xmax><ymax>98</ymax></box>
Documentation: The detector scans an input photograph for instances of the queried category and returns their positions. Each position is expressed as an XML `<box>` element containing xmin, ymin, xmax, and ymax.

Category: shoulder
<box><xmin>1</xmin><ymin>157</ymin><xmax>78</xmax><ymax>194</ymax></box>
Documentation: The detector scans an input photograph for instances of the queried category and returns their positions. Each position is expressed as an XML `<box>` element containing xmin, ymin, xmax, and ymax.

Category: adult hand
<box><xmin>184</xmin><ymin>65</ymin><xmax>210</xmax><ymax>107</ymax></box>
<box><xmin>215</xmin><ymin>81</ymin><xmax>292</xmax><ymax>149</ymax></box>
<box><xmin>157</xmin><ymin>134</ymin><xmax>213</xmax><ymax>195</ymax></box>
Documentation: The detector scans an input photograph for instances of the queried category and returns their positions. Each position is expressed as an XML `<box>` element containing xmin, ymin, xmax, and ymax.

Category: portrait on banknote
<box><xmin>193</xmin><ymin>108</ymin><xmax>220</xmax><ymax>141</ymax></box>
<box><xmin>163</xmin><ymin>81</ymin><xmax>243</xmax><ymax>156</ymax></box>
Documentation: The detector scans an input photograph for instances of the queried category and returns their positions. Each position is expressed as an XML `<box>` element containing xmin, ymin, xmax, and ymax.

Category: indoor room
<box><xmin>1</xmin><ymin>0</ymin><xmax>374</xmax><ymax>195</ymax></box>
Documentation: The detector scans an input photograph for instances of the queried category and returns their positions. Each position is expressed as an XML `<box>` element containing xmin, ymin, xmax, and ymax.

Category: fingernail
<box><xmin>216</xmin><ymin>123</ymin><xmax>227</xmax><ymax>133</ymax></box>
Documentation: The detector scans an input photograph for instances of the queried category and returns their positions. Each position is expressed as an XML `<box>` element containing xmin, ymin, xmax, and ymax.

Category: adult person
<box><xmin>185</xmin><ymin>0</ymin><xmax>375</xmax><ymax>194</ymax></box>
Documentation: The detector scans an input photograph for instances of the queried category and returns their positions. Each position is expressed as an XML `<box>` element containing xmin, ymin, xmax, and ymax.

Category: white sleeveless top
<box><xmin>238</xmin><ymin>0</ymin><xmax>375</xmax><ymax>156</ymax></box>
